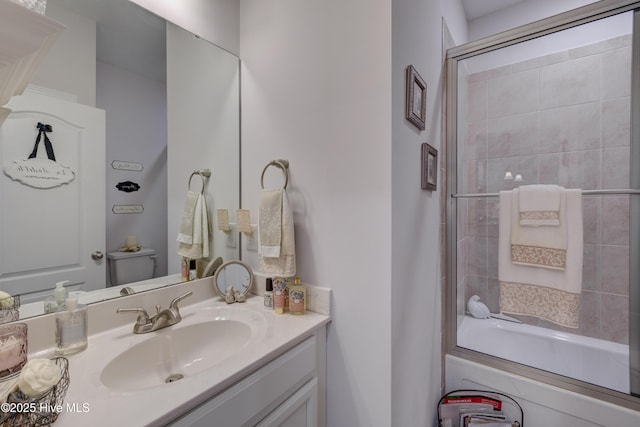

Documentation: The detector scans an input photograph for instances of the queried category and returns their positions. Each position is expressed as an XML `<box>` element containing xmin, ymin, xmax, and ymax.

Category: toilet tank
<box><xmin>107</xmin><ymin>248</ymin><xmax>156</xmax><ymax>286</ymax></box>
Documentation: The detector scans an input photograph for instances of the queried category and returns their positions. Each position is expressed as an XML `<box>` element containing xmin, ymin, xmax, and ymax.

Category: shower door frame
<box><xmin>445</xmin><ymin>0</ymin><xmax>640</xmax><ymax>410</ymax></box>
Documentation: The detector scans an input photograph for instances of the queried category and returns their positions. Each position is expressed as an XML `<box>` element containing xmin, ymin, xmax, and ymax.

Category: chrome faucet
<box><xmin>117</xmin><ymin>291</ymin><xmax>193</xmax><ymax>334</ymax></box>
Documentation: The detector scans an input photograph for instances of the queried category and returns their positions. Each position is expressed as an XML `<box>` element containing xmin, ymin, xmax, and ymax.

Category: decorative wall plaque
<box><xmin>112</xmin><ymin>205</ymin><xmax>144</xmax><ymax>214</ymax></box>
<box><xmin>116</xmin><ymin>181</ymin><xmax>140</xmax><ymax>193</ymax></box>
<box><xmin>3</xmin><ymin>158</ymin><xmax>75</xmax><ymax>189</ymax></box>
<box><xmin>111</xmin><ymin>160</ymin><xmax>143</xmax><ymax>172</ymax></box>
<box><xmin>2</xmin><ymin>122</ymin><xmax>76</xmax><ymax>189</ymax></box>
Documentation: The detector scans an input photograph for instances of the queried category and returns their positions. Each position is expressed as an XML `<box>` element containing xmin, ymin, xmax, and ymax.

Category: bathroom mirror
<box><xmin>213</xmin><ymin>261</ymin><xmax>254</xmax><ymax>299</ymax></box>
<box><xmin>0</xmin><ymin>0</ymin><xmax>240</xmax><ymax>317</ymax></box>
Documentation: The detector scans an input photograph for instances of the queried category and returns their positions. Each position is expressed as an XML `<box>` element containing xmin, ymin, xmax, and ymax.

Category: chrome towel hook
<box><xmin>188</xmin><ymin>168</ymin><xmax>211</xmax><ymax>194</ymax></box>
<box><xmin>261</xmin><ymin>159</ymin><xmax>289</xmax><ymax>189</ymax></box>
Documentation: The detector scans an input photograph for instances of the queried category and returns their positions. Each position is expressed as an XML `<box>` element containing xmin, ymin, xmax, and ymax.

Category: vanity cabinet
<box><xmin>167</xmin><ymin>330</ymin><xmax>325</xmax><ymax>427</ymax></box>
<box><xmin>255</xmin><ymin>378</ymin><xmax>318</xmax><ymax>427</ymax></box>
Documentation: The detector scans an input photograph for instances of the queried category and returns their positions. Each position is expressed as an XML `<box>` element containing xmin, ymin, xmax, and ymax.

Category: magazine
<box><xmin>439</xmin><ymin>395</ymin><xmax>517</xmax><ymax>427</ymax></box>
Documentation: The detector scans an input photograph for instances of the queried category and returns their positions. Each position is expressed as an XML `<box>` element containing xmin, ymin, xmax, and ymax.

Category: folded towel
<box><xmin>511</xmin><ymin>188</ymin><xmax>567</xmax><ymax>270</ymax></box>
<box><xmin>518</xmin><ymin>184</ymin><xmax>562</xmax><ymax>226</ymax></box>
<box><xmin>499</xmin><ymin>189</ymin><xmax>583</xmax><ymax>328</ymax></box>
<box><xmin>18</xmin><ymin>358</ymin><xmax>61</xmax><ymax>398</ymax></box>
<box><xmin>259</xmin><ymin>189</ymin><xmax>296</xmax><ymax>276</ymax></box>
<box><xmin>177</xmin><ymin>193</ymin><xmax>210</xmax><ymax>259</ymax></box>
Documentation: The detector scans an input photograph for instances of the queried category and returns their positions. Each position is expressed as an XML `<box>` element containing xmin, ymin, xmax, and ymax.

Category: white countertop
<box><xmin>31</xmin><ymin>294</ymin><xmax>329</xmax><ymax>426</ymax></box>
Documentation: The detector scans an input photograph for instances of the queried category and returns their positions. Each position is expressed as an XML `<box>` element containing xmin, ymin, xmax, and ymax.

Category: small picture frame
<box><xmin>421</xmin><ymin>143</ymin><xmax>437</xmax><ymax>191</ymax></box>
<box><xmin>406</xmin><ymin>65</ymin><xmax>427</xmax><ymax>131</ymax></box>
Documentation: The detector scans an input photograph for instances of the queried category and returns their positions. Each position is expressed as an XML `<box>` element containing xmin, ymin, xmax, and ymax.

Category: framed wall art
<box><xmin>406</xmin><ymin>65</ymin><xmax>427</xmax><ymax>131</ymax></box>
<box><xmin>421</xmin><ymin>142</ymin><xmax>437</xmax><ymax>191</ymax></box>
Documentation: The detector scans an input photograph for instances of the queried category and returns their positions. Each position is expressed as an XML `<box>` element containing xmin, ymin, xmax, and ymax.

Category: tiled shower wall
<box><xmin>459</xmin><ymin>35</ymin><xmax>632</xmax><ymax>343</ymax></box>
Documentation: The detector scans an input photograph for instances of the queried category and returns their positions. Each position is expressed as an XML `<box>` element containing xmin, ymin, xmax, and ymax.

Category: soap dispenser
<box><xmin>55</xmin><ymin>295</ymin><xmax>88</xmax><ymax>356</ymax></box>
<box><xmin>54</xmin><ymin>281</ymin><xmax>68</xmax><ymax>306</ymax></box>
<box><xmin>45</xmin><ymin>281</ymin><xmax>69</xmax><ymax>314</ymax></box>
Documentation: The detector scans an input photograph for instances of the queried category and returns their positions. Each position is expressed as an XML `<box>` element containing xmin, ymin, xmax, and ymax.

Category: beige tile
<box><xmin>602</xmin><ymin>47</ymin><xmax>631</xmax><ymax>100</ymax></box>
<box><xmin>601</xmin><ymin>293</ymin><xmax>629</xmax><ymax>344</ymax></box>
<box><xmin>539</xmin><ymin>103</ymin><xmax>600</xmax><ymax>153</ymax></box>
<box><xmin>602</xmin><ymin>98</ymin><xmax>631</xmax><ymax>148</ymax></box>
<box><xmin>601</xmin><ymin>245</ymin><xmax>629</xmax><ymax>296</ymax></box>
<box><xmin>601</xmin><ymin>196</ymin><xmax>629</xmax><ymax>245</ymax></box>
<box><xmin>488</xmin><ymin>69</ymin><xmax>538</xmax><ymax>119</ymax></box>
<box><xmin>540</xmin><ymin>55</ymin><xmax>601</xmax><ymax>109</ymax></box>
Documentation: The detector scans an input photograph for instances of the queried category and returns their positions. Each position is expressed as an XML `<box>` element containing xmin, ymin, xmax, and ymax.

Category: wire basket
<box><xmin>437</xmin><ymin>389</ymin><xmax>524</xmax><ymax>427</ymax></box>
<box><xmin>0</xmin><ymin>357</ymin><xmax>70</xmax><ymax>427</ymax></box>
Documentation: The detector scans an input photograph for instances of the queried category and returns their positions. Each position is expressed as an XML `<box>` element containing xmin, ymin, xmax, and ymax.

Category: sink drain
<box><xmin>165</xmin><ymin>374</ymin><xmax>184</xmax><ymax>383</ymax></box>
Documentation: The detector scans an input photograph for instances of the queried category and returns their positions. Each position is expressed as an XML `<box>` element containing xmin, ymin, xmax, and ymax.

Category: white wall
<box><xmin>391</xmin><ymin>0</ymin><xmax>469</xmax><ymax>425</ymax></box>
<box><xmin>97</xmin><ymin>61</ymin><xmax>168</xmax><ymax>282</ymax></box>
<box><xmin>128</xmin><ymin>0</ymin><xmax>239</xmax><ymax>56</ymax></box>
<box><xmin>439</xmin><ymin>0</ymin><xmax>468</xmax><ymax>47</ymax></box>
<box><xmin>467</xmin><ymin>0</ymin><xmax>598</xmax><ymax>42</ymax></box>
<box><xmin>240</xmin><ymin>0</ymin><xmax>470</xmax><ymax>425</ymax></box>
<box><xmin>239</xmin><ymin>0</ymin><xmax>393</xmax><ymax>425</ymax></box>
<box><xmin>33</xmin><ymin>1</ymin><xmax>96</xmax><ymax>106</ymax></box>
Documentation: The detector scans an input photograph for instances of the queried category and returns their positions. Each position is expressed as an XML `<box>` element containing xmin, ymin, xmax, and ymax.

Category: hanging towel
<box><xmin>259</xmin><ymin>188</ymin><xmax>296</xmax><ymax>276</ymax></box>
<box><xmin>177</xmin><ymin>192</ymin><xmax>210</xmax><ymax>259</ymax></box>
<box><xmin>511</xmin><ymin>187</ymin><xmax>567</xmax><ymax>270</ymax></box>
<box><xmin>177</xmin><ymin>191</ymin><xmax>199</xmax><ymax>244</ymax></box>
<box><xmin>259</xmin><ymin>188</ymin><xmax>283</xmax><ymax>258</ymax></box>
<box><xmin>498</xmin><ymin>189</ymin><xmax>583</xmax><ymax>328</ymax></box>
<box><xmin>518</xmin><ymin>184</ymin><xmax>562</xmax><ymax>226</ymax></box>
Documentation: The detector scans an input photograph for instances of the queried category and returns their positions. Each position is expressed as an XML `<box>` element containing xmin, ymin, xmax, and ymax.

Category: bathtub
<box><xmin>457</xmin><ymin>315</ymin><xmax>629</xmax><ymax>393</ymax></box>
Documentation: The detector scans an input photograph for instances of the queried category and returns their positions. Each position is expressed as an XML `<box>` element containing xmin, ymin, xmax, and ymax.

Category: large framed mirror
<box><xmin>0</xmin><ymin>0</ymin><xmax>240</xmax><ymax>318</ymax></box>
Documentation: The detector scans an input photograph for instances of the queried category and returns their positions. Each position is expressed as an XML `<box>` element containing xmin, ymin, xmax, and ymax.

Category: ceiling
<box><xmin>461</xmin><ymin>0</ymin><xmax>528</xmax><ymax>20</ymax></box>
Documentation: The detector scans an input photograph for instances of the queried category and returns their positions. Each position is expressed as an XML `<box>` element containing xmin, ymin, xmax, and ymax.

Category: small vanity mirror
<box><xmin>213</xmin><ymin>261</ymin><xmax>254</xmax><ymax>299</ymax></box>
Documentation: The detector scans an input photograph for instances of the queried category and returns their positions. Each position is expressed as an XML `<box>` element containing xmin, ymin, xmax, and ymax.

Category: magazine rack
<box><xmin>437</xmin><ymin>389</ymin><xmax>523</xmax><ymax>427</ymax></box>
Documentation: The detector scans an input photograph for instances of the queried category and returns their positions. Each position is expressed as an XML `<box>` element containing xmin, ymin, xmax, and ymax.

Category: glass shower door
<box><xmin>447</xmin><ymin>6</ymin><xmax>640</xmax><ymax>397</ymax></box>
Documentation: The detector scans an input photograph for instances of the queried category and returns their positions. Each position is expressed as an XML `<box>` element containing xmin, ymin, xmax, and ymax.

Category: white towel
<box><xmin>259</xmin><ymin>188</ymin><xmax>283</xmax><ymax>258</ymax></box>
<box><xmin>511</xmin><ymin>188</ymin><xmax>567</xmax><ymax>270</ymax></box>
<box><xmin>499</xmin><ymin>189</ymin><xmax>583</xmax><ymax>328</ymax></box>
<box><xmin>177</xmin><ymin>191</ymin><xmax>199</xmax><ymax>244</ymax></box>
<box><xmin>518</xmin><ymin>184</ymin><xmax>562</xmax><ymax>226</ymax></box>
<box><xmin>177</xmin><ymin>192</ymin><xmax>210</xmax><ymax>259</ymax></box>
<box><xmin>259</xmin><ymin>189</ymin><xmax>296</xmax><ymax>276</ymax></box>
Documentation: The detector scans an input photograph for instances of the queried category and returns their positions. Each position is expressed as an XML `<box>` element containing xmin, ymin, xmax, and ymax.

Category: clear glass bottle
<box><xmin>55</xmin><ymin>296</ymin><xmax>88</xmax><ymax>356</ymax></box>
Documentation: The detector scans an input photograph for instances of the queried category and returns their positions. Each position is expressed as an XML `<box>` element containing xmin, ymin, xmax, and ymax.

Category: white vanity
<box><xmin>19</xmin><ymin>278</ymin><xmax>330</xmax><ymax>427</ymax></box>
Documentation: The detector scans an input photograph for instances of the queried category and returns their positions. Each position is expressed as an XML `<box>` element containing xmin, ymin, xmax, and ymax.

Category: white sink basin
<box><xmin>101</xmin><ymin>307</ymin><xmax>264</xmax><ymax>391</ymax></box>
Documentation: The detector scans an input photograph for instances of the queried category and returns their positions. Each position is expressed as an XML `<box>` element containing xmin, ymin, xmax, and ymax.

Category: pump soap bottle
<box><xmin>45</xmin><ymin>280</ymin><xmax>69</xmax><ymax>314</ymax></box>
<box><xmin>55</xmin><ymin>295</ymin><xmax>88</xmax><ymax>356</ymax></box>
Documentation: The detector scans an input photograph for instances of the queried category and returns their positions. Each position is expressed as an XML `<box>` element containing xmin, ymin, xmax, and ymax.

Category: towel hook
<box><xmin>188</xmin><ymin>169</ymin><xmax>211</xmax><ymax>194</ymax></box>
<box><xmin>261</xmin><ymin>159</ymin><xmax>289</xmax><ymax>189</ymax></box>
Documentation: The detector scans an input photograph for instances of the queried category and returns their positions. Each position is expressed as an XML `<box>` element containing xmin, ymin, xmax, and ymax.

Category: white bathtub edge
<box><xmin>446</xmin><ymin>354</ymin><xmax>639</xmax><ymax>426</ymax></box>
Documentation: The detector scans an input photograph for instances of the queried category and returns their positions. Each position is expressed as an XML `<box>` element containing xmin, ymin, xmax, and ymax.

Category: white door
<box><xmin>0</xmin><ymin>88</ymin><xmax>105</xmax><ymax>303</ymax></box>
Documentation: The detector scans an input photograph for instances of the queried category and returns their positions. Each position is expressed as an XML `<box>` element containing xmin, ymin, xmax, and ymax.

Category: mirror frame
<box><xmin>213</xmin><ymin>260</ymin><xmax>254</xmax><ymax>298</ymax></box>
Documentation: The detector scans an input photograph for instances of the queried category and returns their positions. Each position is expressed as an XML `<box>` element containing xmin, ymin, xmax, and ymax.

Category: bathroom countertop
<box><xmin>31</xmin><ymin>295</ymin><xmax>330</xmax><ymax>426</ymax></box>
